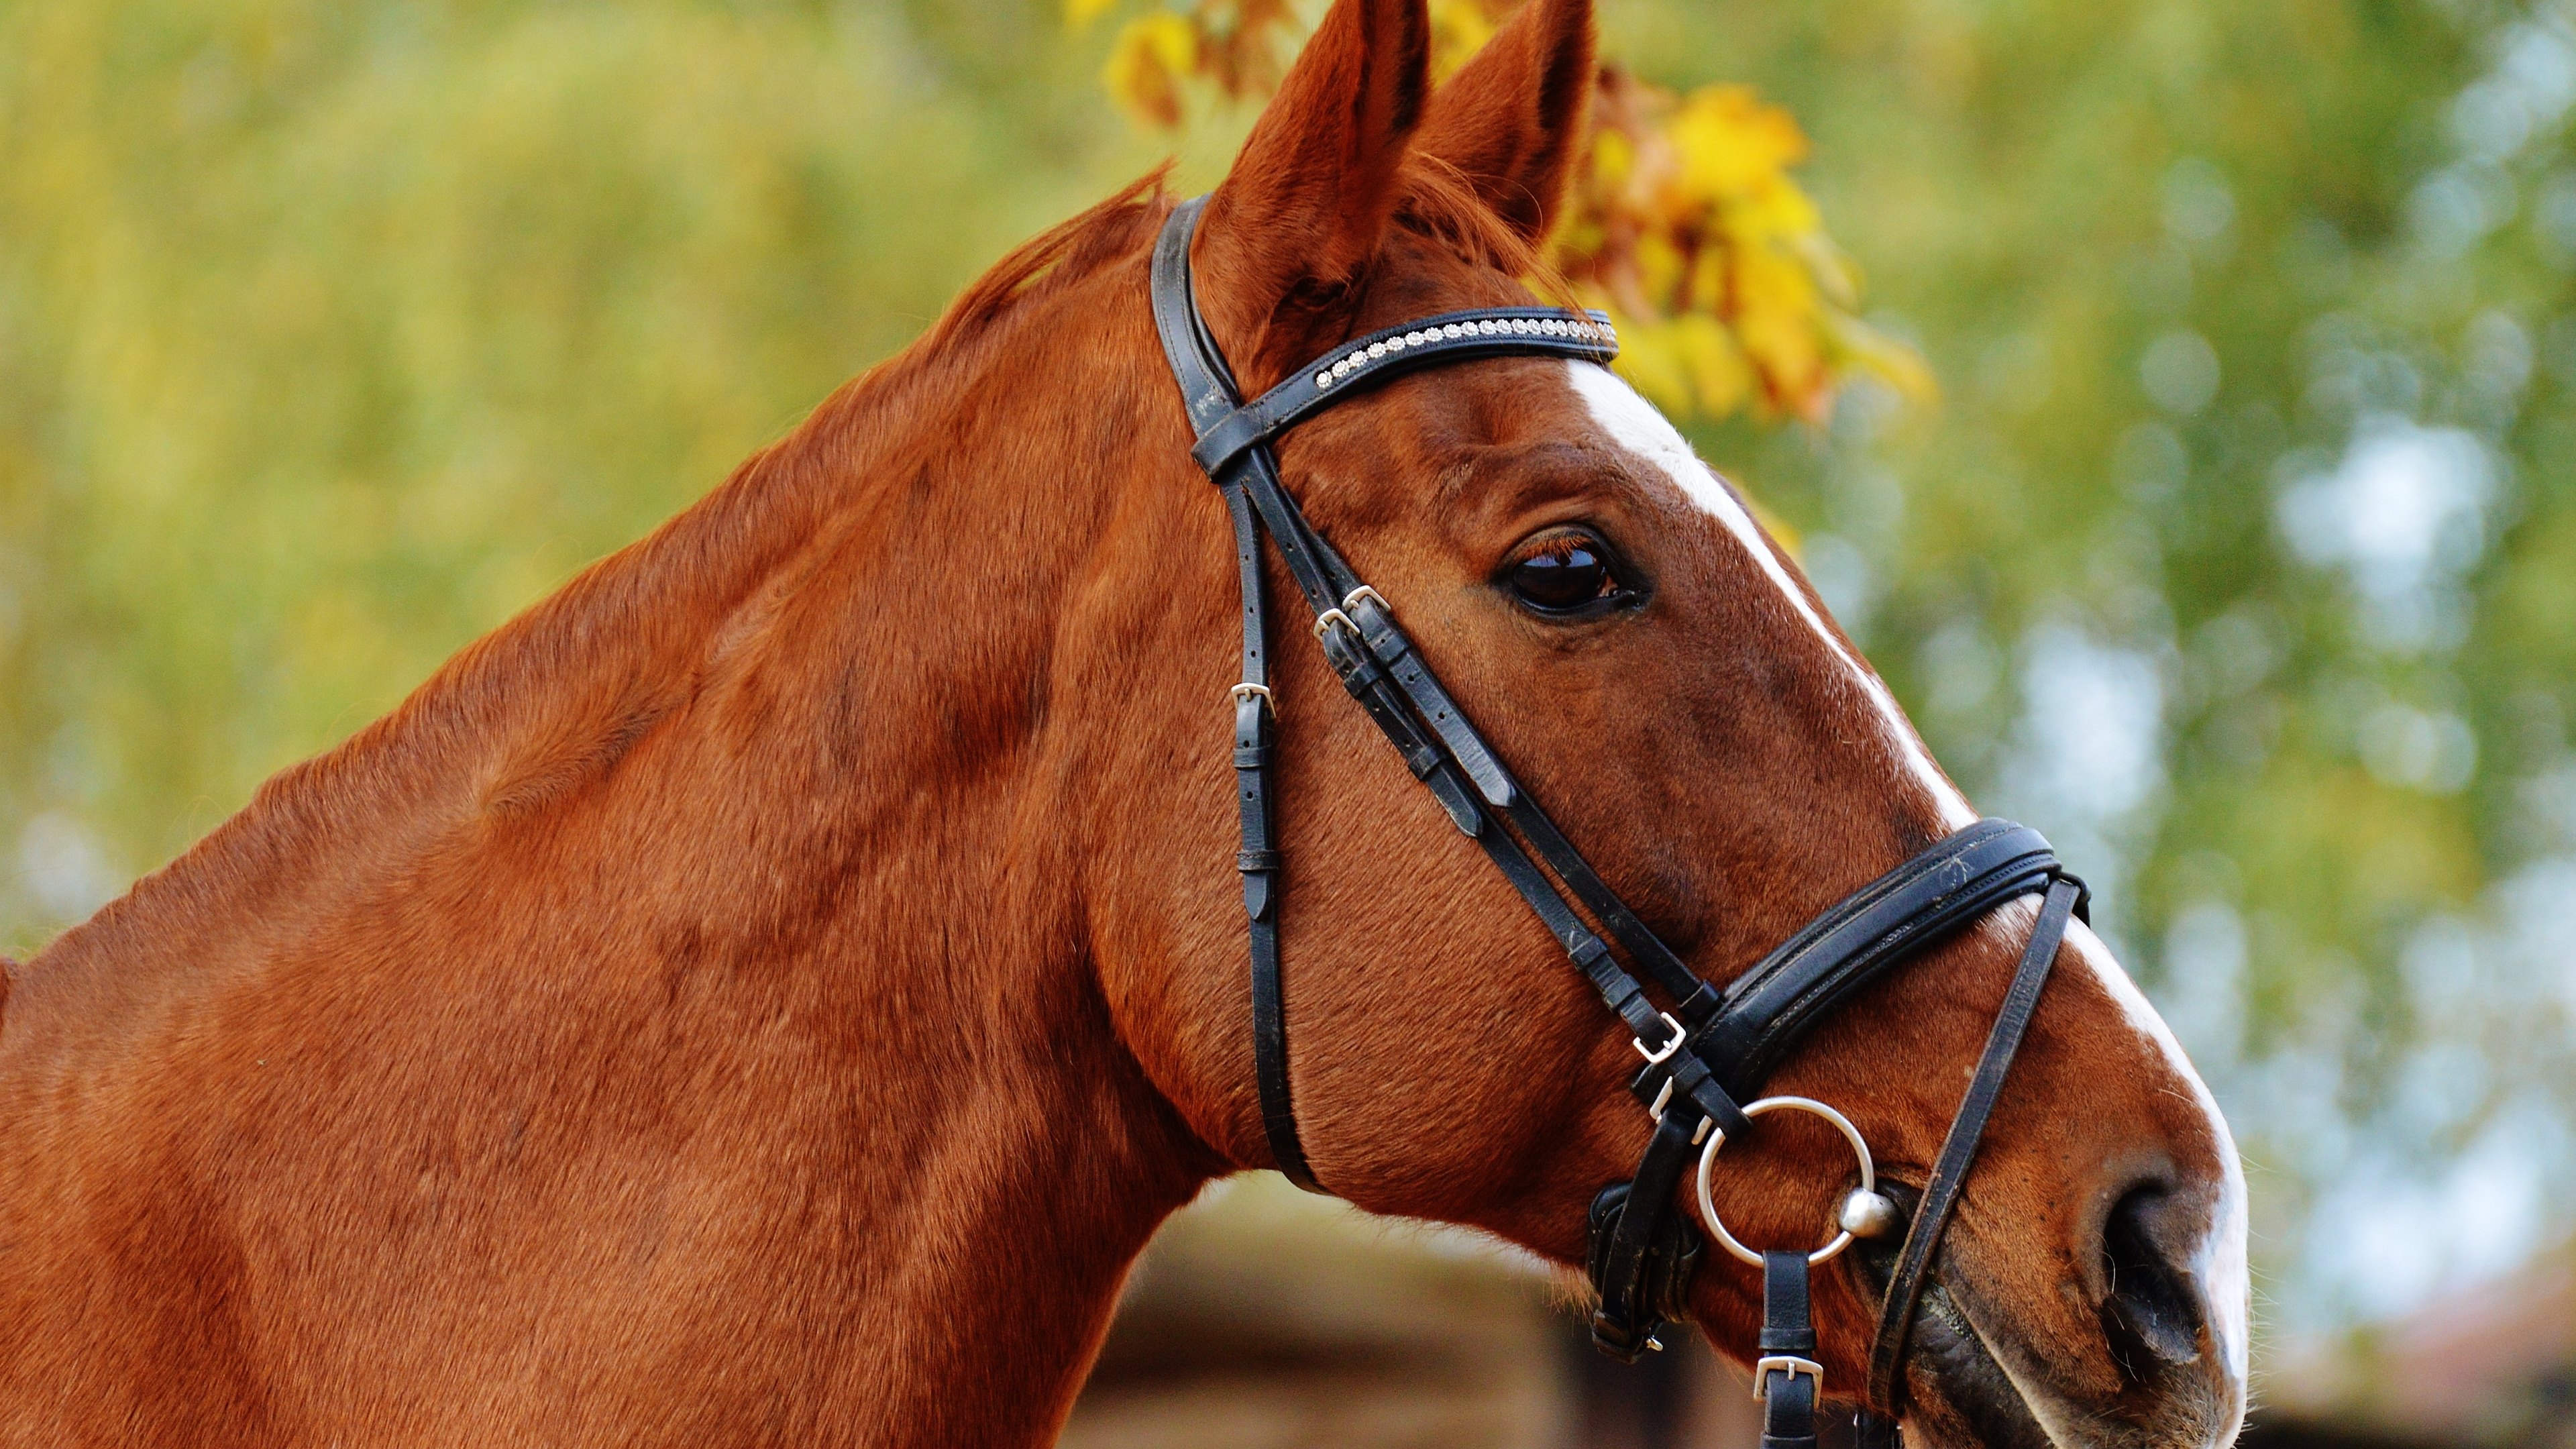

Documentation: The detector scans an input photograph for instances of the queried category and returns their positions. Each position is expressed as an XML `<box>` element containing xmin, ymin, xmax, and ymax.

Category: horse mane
<box><xmin>922</xmin><ymin>165</ymin><xmax>1176</xmax><ymax>355</ymax></box>
<box><xmin>1393</xmin><ymin>155</ymin><xmax>1554</xmax><ymax>287</ymax></box>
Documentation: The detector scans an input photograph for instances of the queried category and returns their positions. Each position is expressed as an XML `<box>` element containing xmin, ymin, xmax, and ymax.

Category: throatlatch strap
<box><xmin>1761</xmin><ymin>1250</ymin><xmax>1821</xmax><ymax>1449</ymax></box>
<box><xmin>1223</xmin><ymin>472</ymin><xmax>1314</xmax><ymax>1191</ymax></box>
<box><xmin>1858</xmin><ymin>873</ymin><xmax>2084</xmax><ymax>1438</ymax></box>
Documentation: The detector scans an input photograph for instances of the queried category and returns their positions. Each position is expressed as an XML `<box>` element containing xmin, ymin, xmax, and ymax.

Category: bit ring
<box><xmin>1695</xmin><ymin>1095</ymin><xmax>1875</xmax><ymax>1267</ymax></box>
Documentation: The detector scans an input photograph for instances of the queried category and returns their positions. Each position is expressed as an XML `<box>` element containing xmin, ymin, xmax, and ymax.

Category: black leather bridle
<box><xmin>1149</xmin><ymin>196</ymin><xmax>2088</xmax><ymax>1448</ymax></box>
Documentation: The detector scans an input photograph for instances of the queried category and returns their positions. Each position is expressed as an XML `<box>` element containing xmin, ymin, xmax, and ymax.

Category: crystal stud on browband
<box><xmin>1311</xmin><ymin>317</ymin><xmax>1613</xmax><ymax>390</ymax></box>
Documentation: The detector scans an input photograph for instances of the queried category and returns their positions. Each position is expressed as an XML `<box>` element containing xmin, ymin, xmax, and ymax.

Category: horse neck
<box><xmin>9</xmin><ymin>249</ymin><xmax>1222</xmax><ymax>1442</ymax></box>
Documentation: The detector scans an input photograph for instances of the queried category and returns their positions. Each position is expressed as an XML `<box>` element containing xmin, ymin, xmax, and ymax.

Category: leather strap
<box><xmin>1858</xmin><ymin>873</ymin><xmax>2085</xmax><ymax>1432</ymax></box>
<box><xmin>1228</xmin><ymin>479</ymin><xmax>1312</xmax><ymax>1190</ymax></box>
<box><xmin>1761</xmin><ymin>1250</ymin><xmax>1821</xmax><ymax>1449</ymax></box>
<box><xmin>1155</xmin><ymin>199</ymin><xmax>1318</xmax><ymax>1190</ymax></box>
<box><xmin>1686</xmin><ymin>821</ymin><xmax>2076</xmax><ymax>1103</ymax></box>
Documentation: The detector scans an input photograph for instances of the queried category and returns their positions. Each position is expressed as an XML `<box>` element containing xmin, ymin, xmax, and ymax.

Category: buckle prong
<box><xmin>1631</xmin><ymin>1011</ymin><xmax>1686</xmax><ymax>1066</ymax></box>
<box><xmin>1753</xmin><ymin>1355</ymin><xmax>1824</xmax><ymax>1402</ymax></box>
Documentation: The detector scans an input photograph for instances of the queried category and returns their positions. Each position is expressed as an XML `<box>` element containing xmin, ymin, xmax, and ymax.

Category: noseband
<box><xmin>1148</xmin><ymin>197</ymin><xmax>2087</xmax><ymax>1448</ymax></box>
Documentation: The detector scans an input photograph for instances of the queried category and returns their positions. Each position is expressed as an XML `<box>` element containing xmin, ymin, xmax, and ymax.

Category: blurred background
<box><xmin>3</xmin><ymin>0</ymin><xmax>2573</xmax><ymax>1442</ymax></box>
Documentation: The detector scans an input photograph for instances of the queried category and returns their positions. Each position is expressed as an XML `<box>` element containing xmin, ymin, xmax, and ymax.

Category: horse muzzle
<box><xmin>1866</xmin><ymin>1187</ymin><xmax>2249</xmax><ymax>1449</ymax></box>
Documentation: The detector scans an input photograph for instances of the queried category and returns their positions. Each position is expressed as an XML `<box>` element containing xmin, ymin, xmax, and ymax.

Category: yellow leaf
<box><xmin>1825</xmin><ymin>312</ymin><xmax>1938</xmax><ymax>405</ymax></box>
<box><xmin>1429</xmin><ymin>0</ymin><xmax>1497</xmax><ymax>81</ymax></box>
<box><xmin>1611</xmin><ymin>315</ymin><xmax>1696</xmax><ymax>417</ymax></box>
<box><xmin>1672</xmin><ymin>311</ymin><xmax>1754</xmax><ymax>418</ymax></box>
<box><xmin>1667</xmin><ymin>85</ymin><xmax>1809</xmax><ymax>206</ymax></box>
<box><xmin>1723</xmin><ymin>177</ymin><xmax>1822</xmax><ymax>242</ymax></box>
<box><xmin>1633</xmin><ymin>231</ymin><xmax>1686</xmax><ymax>311</ymax></box>
<box><xmin>1588</xmin><ymin>127</ymin><xmax>1635</xmax><ymax>191</ymax></box>
<box><xmin>1104</xmin><ymin>13</ymin><xmax>1199</xmax><ymax>130</ymax></box>
<box><xmin>1065</xmin><ymin>0</ymin><xmax>1119</xmax><ymax>28</ymax></box>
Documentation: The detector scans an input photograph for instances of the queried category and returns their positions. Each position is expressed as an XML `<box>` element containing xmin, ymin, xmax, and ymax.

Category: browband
<box><xmin>1188</xmin><ymin>307</ymin><xmax>1617</xmax><ymax>476</ymax></box>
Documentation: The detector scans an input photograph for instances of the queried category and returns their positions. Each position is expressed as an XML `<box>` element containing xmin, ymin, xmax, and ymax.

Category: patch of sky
<box><xmin>2408</xmin><ymin>162</ymin><xmax>2517</xmax><ymax>259</ymax></box>
<box><xmin>2357</xmin><ymin>700</ymin><xmax>2479</xmax><ymax>794</ymax></box>
<box><xmin>1918</xmin><ymin>618</ymin><xmax>2002</xmax><ymax>720</ymax></box>
<box><xmin>1799</xmin><ymin>533</ymin><xmax>1875</xmax><ymax>639</ymax></box>
<box><xmin>2273</xmin><ymin>417</ymin><xmax>2497</xmax><ymax>654</ymax></box>
<box><xmin>2301</xmin><ymin>314</ymin><xmax>2426</xmax><ymax>423</ymax></box>
<box><xmin>2451</xmin><ymin>15</ymin><xmax>2576</xmax><ymax>162</ymax></box>
<box><xmin>1997</xmin><ymin>625</ymin><xmax>2168</xmax><ymax>924</ymax></box>
<box><xmin>14</xmin><ymin>810</ymin><xmax>122</xmax><ymax>925</ymax></box>
<box><xmin>2114</xmin><ymin>419</ymin><xmax>2188</xmax><ymax>503</ymax></box>
<box><xmin>2298</xmin><ymin>1099</ymin><xmax>2567</xmax><ymax>1326</ymax></box>
<box><xmin>2458</xmin><ymin>309</ymin><xmax>2533</xmax><ymax>430</ymax></box>
<box><xmin>2158</xmin><ymin>898</ymin><xmax>2248</xmax><ymax>1064</ymax></box>
<box><xmin>2162</xmin><ymin>157</ymin><xmax>2237</xmax><ymax>252</ymax></box>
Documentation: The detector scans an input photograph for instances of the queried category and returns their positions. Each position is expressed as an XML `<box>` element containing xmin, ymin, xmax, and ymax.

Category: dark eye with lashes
<box><xmin>1501</xmin><ymin>529</ymin><xmax>1633</xmax><ymax>616</ymax></box>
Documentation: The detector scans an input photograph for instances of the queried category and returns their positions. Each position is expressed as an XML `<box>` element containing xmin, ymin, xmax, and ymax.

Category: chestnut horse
<box><xmin>0</xmin><ymin>0</ymin><xmax>2247</xmax><ymax>1443</ymax></box>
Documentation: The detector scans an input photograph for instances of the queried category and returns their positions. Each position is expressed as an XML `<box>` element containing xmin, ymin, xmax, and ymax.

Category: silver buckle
<box><xmin>1341</xmin><ymin>584</ymin><xmax>1389</xmax><ymax>615</ymax></box>
<box><xmin>1630</xmin><ymin>1011</ymin><xmax>1685</xmax><ymax>1065</ymax></box>
<box><xmin>1313</xmin><ymin>607</ymin><xmax>1356</xmax><ymax>643</ymax></box>
<box><xmin>1229</xmin><ymin>682</ymin><xmax>1273</xmax><ymax>705</ymax></box>
<box><xmin>1753</xmin><ymin>1355</ymin><xmax>1824</xmax><ymax>1402</ymax></box>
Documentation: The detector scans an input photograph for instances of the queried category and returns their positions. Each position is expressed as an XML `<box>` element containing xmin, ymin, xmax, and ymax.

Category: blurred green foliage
<box><xmin>3</xmin><ymin>0</ymin><xmax>2571</xmax><ymax>1333</ymax></box>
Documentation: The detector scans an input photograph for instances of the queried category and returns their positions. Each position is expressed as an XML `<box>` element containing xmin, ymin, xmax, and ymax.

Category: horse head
<box><xmin>1086</xmin><ymin>1</ymin><xmax>2251</xmax><ymax>1444</ymax></box>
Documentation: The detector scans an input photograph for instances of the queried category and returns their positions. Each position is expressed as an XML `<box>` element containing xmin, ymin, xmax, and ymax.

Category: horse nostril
<box><xmin>2098</xmin><ymin>1184</ymin><xmax>2205</xmax><ymax>1380</ymax></box>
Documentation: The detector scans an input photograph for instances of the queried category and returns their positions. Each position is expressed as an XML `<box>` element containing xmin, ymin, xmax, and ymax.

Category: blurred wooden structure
<box><xmin>2247</xmin><ymin>1252</ymin><xmax>2576</xmax><ymax>1449</ymax></box>
<box><xmin>1063</xmin><ymin>1177</ymin><xmax>1763</xmax><ymax>1449</ymax></box>
<box><xmin>1070</xmin><ymin>1181</ymin><xmax>2576</xmax><ymax>1449</ymax></box>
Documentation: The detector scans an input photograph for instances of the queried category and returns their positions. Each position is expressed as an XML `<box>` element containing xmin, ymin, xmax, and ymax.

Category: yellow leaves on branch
<box><xmin>1102</xmin><ymin>13</ymin><xmax>1199</xmax><ymax>128</ymax></box>
<box><xmin>1426</xmin><ymin>0</ymin><xmax>1509</xmax><ymax>81</ymax></box>
<box><xmin>1559</xmin><ymin>72</ymin><xmax>1932</xmax><ymax>425</ymax></box>
<box><xmin>1073</xmin><ymin>1</ymin><xmax>1929</xmax><ymax>427</ymax></box>
<box><xmin>1083</xmin><ymin>0</ymin><xmax>1503</xmax><ymax>131</ymax></box>
<box><xmin>1085</xmin><ymin>0</ymin><xmax>1300</xmax><ymax>128</ymax></box>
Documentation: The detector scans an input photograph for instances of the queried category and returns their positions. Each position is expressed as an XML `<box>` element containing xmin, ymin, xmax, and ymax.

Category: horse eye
<box><xmin>1506</xmin><ymin>533</ymin><xmax>1619</xmax><ymax>614</ymax></box>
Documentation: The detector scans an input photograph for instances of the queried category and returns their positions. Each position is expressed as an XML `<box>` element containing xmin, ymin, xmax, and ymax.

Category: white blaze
<box><xmin>1563</xmin><ymin>362</ymin><xmax>1976</xmax><ymax>830</ymax></box>
<box><xmin>1570</xmin><ymin>360</ymin><xmax>2251</xmax><ymax>1424</ymax></box>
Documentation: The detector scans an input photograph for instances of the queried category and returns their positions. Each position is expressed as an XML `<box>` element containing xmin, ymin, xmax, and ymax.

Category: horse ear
<box><xmin>1409</xmin><ymin>0</ymin><xmax>1595</xmax><ymax>245</ymax></box>
<box><xmin>1193</xmin><ymin>0</ymin><xmax>1432</xmax><ymax>383</ymax></box>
